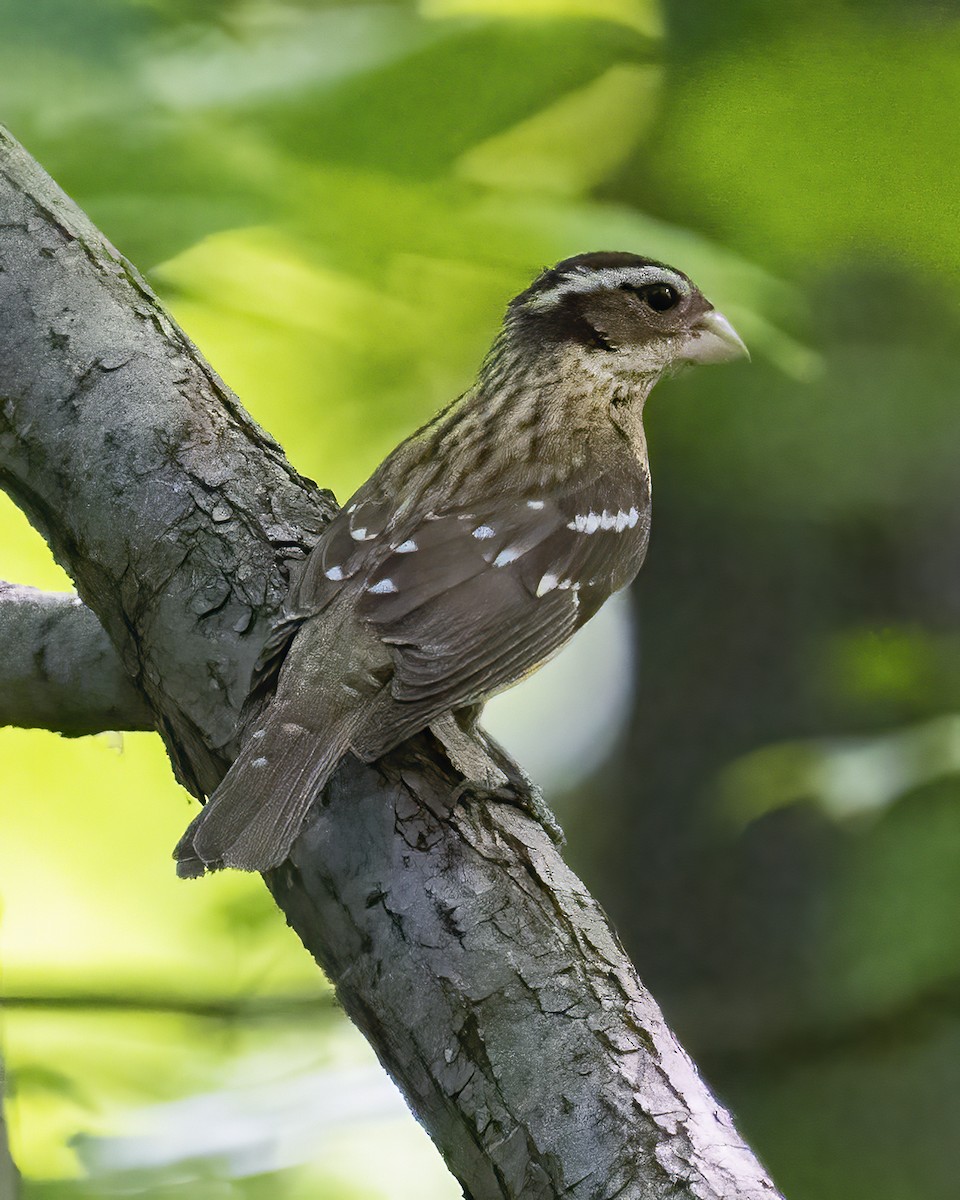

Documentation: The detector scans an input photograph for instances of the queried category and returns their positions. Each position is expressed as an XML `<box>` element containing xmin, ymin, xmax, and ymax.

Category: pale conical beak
<box><xmin>680</xmin><ymin>309</ymin><xmax>750</xmax><ymax>365</ymax></box>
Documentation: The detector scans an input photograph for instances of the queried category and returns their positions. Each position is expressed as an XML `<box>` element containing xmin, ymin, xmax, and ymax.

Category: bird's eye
<box><xmin>640</xmin><ymin>283</ymin><xmax>679</xmax><ymax>312</ymax></box>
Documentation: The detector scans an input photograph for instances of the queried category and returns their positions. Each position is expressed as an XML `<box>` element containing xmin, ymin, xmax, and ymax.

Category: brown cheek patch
<box><xmin>581</xmin><ymin>291</ymin><xmax>659</xmax><ymax>350</ymax></box>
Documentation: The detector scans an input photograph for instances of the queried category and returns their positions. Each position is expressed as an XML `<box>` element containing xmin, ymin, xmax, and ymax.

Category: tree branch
<box><xmin>0</xmin><ymin>583</ymin><xmax>153</xmax><ymax>733</ymax></box>
<box><xmin>0</xmin><ymin>126</ymin><xmax>783</xmax><ymax>1199</ymax></box>
<box><xmin>1</xmin><ymin>986</ymin><xmax>334</xmax><ymax>1022</ymax></box>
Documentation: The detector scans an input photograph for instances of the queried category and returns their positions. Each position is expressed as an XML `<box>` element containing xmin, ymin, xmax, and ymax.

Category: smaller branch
<box><xmin>1</xmin><ymin>987</ymin><xmax>335</xmax><ymax>1022</ymax></box>
<box><xmin>0</xmin><ymin>584</ymin><xmax>153</xmax><ymax>735</ymax></box>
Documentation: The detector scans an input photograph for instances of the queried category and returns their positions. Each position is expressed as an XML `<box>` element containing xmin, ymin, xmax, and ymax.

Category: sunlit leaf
<box><xmin>421</xmin><ymin>0</ymin><xmax>663</xmax><ymax>39</ymax></box>
<box><xmin>649</xmin><ymin>17</ymin><xmax>960</xmax><ymax>282</ymax></box>
<box><xmin>820</xmin><ymin>779</ymin><xmax>960</xmax><ymax>1021</ymax></box>
<box><xmin>458</xmin><ymin>64</ymin><xmax>662</xmax><ymax>197</ymax></box>
<box><xmin>239</xmin><ymin>19</ymin><xmax>657</xmax><ymax>175</ymax></box>
<box><xmin>718</xmin><ymin>714</ymin><xmax>960</xmax><ymax>825</ymax></box>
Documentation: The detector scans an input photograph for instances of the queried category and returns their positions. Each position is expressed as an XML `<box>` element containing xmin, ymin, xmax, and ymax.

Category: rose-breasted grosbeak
<box><xmin>175</xmin><ymin>252</ymin><xmax>748</xmax><ymax>876</ymax></box>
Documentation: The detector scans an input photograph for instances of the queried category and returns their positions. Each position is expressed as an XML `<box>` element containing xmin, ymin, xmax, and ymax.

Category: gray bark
<box><xmin>0</xmin><ymin>125</ymin><xmax>783</xmax><ymax>1200</ymax></box>
<box><xmin>0</xmin><ymin>582</ymin><xmax>153</xmax><ymax>733</ymax></box>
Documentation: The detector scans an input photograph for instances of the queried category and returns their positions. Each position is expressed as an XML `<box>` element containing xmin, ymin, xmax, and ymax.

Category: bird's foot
<box><xmin>497</xmin><ymin>775</ymin><xmax>565</xmax><ymax>845</ymax></box>
<box><xmin>430</xmin><ymin>713</ymin><xmax>565</xmax><ymax>845</ymax></box>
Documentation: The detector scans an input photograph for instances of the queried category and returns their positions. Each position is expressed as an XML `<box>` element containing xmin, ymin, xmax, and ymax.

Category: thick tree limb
<box><xmin>0</xmin><ymin>583</ymin><xmax>153</xmax><ymax>733</ymax></box>
<box><xmin>0</xmin><ymin>125</ymin><xmax>332</xmax><ymax>796</ymax></box>
<box><xmin>0</xmin><ymin>126</ymin><xmax>783</xmax><ymax>1199</ymax></box>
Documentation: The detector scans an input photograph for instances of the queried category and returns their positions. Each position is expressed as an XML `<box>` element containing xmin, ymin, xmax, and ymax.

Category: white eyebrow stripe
<box><xmin>368</xmin><ymin>578</ymin><xmax>398</xmax><ymax>594</ymax></box>
<box><xmin>529</xmin><ymin>265</ymin><xmax>689</xmax><ymax>312</ymax></box>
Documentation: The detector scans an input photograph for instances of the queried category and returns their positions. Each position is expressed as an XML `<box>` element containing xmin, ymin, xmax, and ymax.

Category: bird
<box><xmin>174</xmin><ymin>251</ymin><xmax>748</xmax><ymax>877</ymax></box>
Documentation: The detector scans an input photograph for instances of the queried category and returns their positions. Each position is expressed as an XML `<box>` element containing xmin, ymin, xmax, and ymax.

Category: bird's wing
<box><xmin>349</xmin><ymin>468</ymin><xmax>650</xmax><ymax>758</ymax></box>
<box><xmin>245</xmin><ymin>478</ymin><xmax>410</xmax><ymax>708</ymax></box>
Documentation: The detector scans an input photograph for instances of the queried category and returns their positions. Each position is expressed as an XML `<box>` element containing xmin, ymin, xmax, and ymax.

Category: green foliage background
<box><xmin>1</xmin><ymin>0</ymin><xmax>959</xmax><ymax>1196</ymax></box>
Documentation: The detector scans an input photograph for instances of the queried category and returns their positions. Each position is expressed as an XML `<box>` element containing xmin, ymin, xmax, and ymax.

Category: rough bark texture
<box><xmin>0</xmin><ymin>125</ymin><xmax>332</xmax><ymax>796</ymax></box>
<box><xmin>0</xmin><ymin>582</ymin><xmax>153</xmax><ymax>734</ymax></box>
<box><xmin>0</xmin><ymin>126</ymin><xmax>783</xmax><ymax>1199</ymax></box>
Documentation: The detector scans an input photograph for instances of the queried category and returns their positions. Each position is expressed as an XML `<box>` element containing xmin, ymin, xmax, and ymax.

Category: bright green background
<box><xmin>2</xmin><ymin>1</ymin><xmax>960</xmax><ymax>1196</ymax></box>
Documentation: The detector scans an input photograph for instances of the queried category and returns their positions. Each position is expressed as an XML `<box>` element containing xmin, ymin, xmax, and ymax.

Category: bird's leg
<box><xmin>429</xmin><ymin>710</ymin><xmax>565</xmax><ymax>845</ymax></box>
<box><xmin>473</xmin><ymin>722</ymin><xmax>566</xmax><ymax>845</ymax></box>
<box><xmin>429</xmin><ymin>710</ymin><xmax>509</xmax><ymax>792</ymax></box>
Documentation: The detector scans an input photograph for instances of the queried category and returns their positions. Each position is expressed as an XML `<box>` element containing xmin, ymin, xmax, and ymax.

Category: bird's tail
<box><xmin>174</xmin><ymin>706</ymin><xmax>356</xmax><ymax>877</ymax></box>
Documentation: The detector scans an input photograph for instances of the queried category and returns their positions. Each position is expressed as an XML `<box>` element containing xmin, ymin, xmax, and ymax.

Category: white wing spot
<box><xmin>526</xmin><ymin>500</ymin><xmax>545</xmax><ymax>510</ymax></box>
<box><xmin>252</xmin><ymin>756</ymin><xmax>268</xmax><ymax>768</ymax></box>
<box><xmin>251</xmin><ymin>729</ymin><xmax>266</xmax><ymax>739</ymax></box>
<box><xmin>569</xmin><ymin>508</ymin><xmax>640</xmax><ymax>535</ymax></box>
<box><xmin>351</xmin><ymin>526</ymin><xmax>371</xmax><ymax>541</ymax></box>
<box><xmin>557</xmin><ymin>579</ymin><xmax>581</xmax><ymax>591</ymax></box>
<box><xmin>494</xmin><ymin>548</ymin><xmax>520</xmax><ymax>567</ymax></box>
<box><xmin>536</xmin><ymin>573</ymin><xmax>558</xmax><ymax>597</ymax></box>
<box><xmin>394</xmin><ymin>539</ymin><xmax>418</xmax><ymax>553</ymax></box>
<box><xmin>568</xmin><ymin>512</ymin><xmax>603</xmax><ymax>534</ymax></box>
<box><xmin>368</xmin><ymin>578</ymin><xmax>398</xmax><ymax>594</ymax></box>
<box><xmin>325</xmin><ymin>565</ymin><xmax>345</xmax><ymax>581</ymax></box>
<box><xmin>605</xmin><ymin>507</ymin><xmax>638</xmax><ymax>531</ymax></box>
<box><xmin>472</xmin><ymin>525</ymin><xmax>495</xmax><ymax>540</ymax></box>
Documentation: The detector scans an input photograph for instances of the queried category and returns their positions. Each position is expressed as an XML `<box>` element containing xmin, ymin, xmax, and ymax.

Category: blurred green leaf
<box><xmin>821</xmin><ymin>625</ymin><xmax>960</xmax><ymax>721</ymax></box>
<box><xmin>725</xmin><ymin>1016</ymin><xmax>960</xmax><ymax>1200</ymax></box>
<box><xmin>648</xmin><ymin>16</ymin><xmax>960</xmax><ymax>284</ymax></box>
<box><xmin>237</xmin><ymin>18</ymin><xmax>657</xmax><ymax>176</ymax></box>
<box><xmin>820</xmin><ymin>779</ymin><xmax>960</xmax><ymax>1021</ymax></box>
<box><xmin>8</xmin><ymin>1066</ymin><xmax>89</xmax><ymax>1109</ymax></box>
<box><xmin>718</xmin><ymin>714</ymin><xmax>960</xmax><ymax>826</ymax></box>
<box><xmin>458</xmin><ymin>64</ymin><xmax>662</xmax><ymax>196</ymax></box>
<box><xmin>421</xmin><ymin>0</ymin><xmax>662</xmax><ymax>38</ymax></box>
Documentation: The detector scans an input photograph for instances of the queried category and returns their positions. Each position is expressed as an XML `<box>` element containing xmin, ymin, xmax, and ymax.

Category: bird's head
<box><xmin>500</xmin><ymin>251</ymin><xmax>748</xmax><ymax>396</ymax></box>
